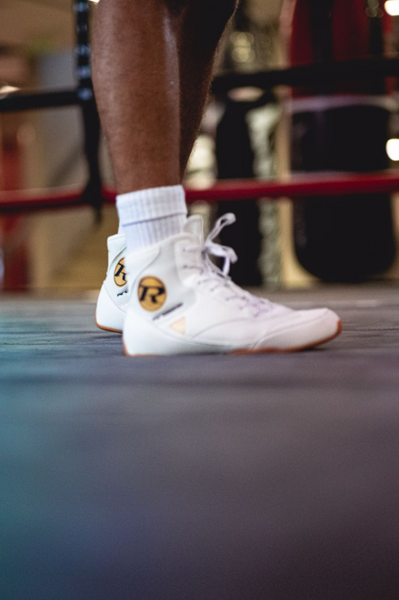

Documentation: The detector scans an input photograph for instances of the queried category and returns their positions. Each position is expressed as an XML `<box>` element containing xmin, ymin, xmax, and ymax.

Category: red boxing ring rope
<box><xmin>1</xmin><ymin>171</ymin><xmax>399</xmax><ymax>213</ymax></box>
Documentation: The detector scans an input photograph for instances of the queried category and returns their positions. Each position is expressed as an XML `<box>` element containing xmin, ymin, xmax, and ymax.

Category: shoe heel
<box><xmin>95</xmin><ymin>284</ymin><xmax>125</xmax><ymax>333</ymax></box>
<box><xmin>123</xmin><ymin>312</ymin><xmax>164</xmax><ymax>355</ymax></box>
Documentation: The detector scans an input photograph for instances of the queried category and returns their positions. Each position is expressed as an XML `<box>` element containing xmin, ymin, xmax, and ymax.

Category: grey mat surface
<box><xmin>0</xmin><ymin>286</ymin><xmax>399</xmax><ymax>599</ymax></box>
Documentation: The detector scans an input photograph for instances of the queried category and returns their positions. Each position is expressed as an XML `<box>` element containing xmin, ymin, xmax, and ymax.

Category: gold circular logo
<box><xmin>114</xmin><ymin>258</ymin><xmax>127</xmax><ymax>287</ymax></box>
<box><xmin>138</xmin><ymin>276</ymin><xmax>167</xmax><ymax>312</ymax></box>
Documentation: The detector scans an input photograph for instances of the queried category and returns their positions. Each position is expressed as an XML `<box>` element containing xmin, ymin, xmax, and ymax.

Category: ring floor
<box><xmin>1</xmin><ymin>284</ymin><xmax>399</xmax><ymax>600</ymax></box>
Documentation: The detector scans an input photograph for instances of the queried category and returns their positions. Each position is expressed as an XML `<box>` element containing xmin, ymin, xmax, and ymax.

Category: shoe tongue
<box><xmin>182</xmin><ymin>214</ymin><xmax>204</xmax><ymax>243</ymax></box>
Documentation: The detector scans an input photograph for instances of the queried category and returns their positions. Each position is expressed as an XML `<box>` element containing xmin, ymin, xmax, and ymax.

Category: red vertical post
<box><xmin>0</xmin><ymin>129</ymin><xmax>29</xmax><ymax>291</ymax></box>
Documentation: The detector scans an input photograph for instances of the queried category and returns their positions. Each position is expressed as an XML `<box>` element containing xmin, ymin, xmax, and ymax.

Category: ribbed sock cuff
<box><xmin>116</xmin><ymin>185</ymin><xmax>187</xmax><ymax>252</ymax></box>
<box><xmin>116</xmin><ymin>185</ymin><xmax>187</xmax><ymax>226</ymax></box>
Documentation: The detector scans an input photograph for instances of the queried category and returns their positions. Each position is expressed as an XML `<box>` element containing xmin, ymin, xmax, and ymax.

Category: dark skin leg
<box><xmin>92</xmin><ymin>0</ymin><xmax>238</xmax><ymax>194</ymax></box>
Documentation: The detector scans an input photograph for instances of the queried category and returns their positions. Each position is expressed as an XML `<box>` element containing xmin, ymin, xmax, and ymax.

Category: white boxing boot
<box><xmin>96</xmin><ymin>233</ymin><xmax>130</xmax><ymax>333</ymax></box>
<box><xmin>122</xmin><ymin>213</ymin><xmax>342</xmax><ymax>356</ymax></box>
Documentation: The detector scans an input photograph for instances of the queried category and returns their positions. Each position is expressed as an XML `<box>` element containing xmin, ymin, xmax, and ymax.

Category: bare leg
<box><xmin>92</xmin><ymin>0</ymin><xmax>237</xmax><ymax>193</ymax></box>
<box><xmin>92</xmin><ymin>0</ymin><xmax>180</xmax><ymax>193</ymax></box>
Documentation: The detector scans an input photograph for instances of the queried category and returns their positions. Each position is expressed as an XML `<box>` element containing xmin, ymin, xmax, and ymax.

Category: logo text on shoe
<box><xmin>114</xmin><ymin>258</ymin><xmax>127</xmax><ymax>287</ymax></box>
<box><xmin>138</xmin><ymin>276</ymin><xmax>167</xmax><ymax>312</ymax></box>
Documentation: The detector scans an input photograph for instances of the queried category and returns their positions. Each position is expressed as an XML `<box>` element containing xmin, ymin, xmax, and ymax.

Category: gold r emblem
<box><xmin>114</xmin><ymin>258</ymin><xmax>127</xmax><ymax>287</ymax></box>
<box><xmin>138</xmin><ymin>276</ymin><xmax>167</xmax><ymax>312</ymax></box>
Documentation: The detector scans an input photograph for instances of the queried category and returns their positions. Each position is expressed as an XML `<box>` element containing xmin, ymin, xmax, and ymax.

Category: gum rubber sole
<box><xmin>123</xmin><ymin>320</ymin><xmax>343</xmax><ymax>357</ymax></box>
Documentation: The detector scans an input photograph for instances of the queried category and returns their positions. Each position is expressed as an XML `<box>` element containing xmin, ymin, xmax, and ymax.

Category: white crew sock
<box><xmin>116</xmin><ymin>185</ymin><xmax>187</xmax><ymax>253</ymax></box>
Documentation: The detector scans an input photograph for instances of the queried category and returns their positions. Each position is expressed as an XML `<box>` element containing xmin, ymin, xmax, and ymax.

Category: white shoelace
<box><xmin>183</xmin><ymin>213</ymin><xmax>273</xmax><ymax>316</ymax></box>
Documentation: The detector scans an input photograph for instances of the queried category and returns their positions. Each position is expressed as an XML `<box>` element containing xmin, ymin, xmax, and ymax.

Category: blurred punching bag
<box><xmin>215</xmin><ymin>0</ymin><xmax>264</xmax><ymax>286</ymax></box>
<box><xmin>289</xmin><ymin>0</ymin><xmax>396</xmax><ymax>281</ymax></box>
<box><xmin>216</xmin><ymin>95</ymin><xmax>265</xmax><ymax>286</ymax></box>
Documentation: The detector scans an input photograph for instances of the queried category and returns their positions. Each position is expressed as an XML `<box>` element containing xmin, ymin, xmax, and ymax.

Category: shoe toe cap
<box><xmin>254</xmin><ymin>308</ymin><xmax>342</xmax><ymax>351</ymax></box>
